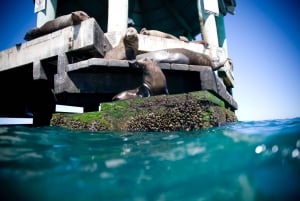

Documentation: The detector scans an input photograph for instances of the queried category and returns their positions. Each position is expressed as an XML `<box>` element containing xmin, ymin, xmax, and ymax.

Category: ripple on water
<box><xmin>105</xmin><ymin>158</ymin><xmax>127</xmax><ymax>168</ymax></box>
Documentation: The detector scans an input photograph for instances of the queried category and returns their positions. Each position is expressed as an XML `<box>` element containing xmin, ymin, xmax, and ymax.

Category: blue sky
<box><xmin>0</xmin><ymin>0</ymin><xmax>299</xmax><ymax>121</ymax></box>
<box><xmin>225</xmin><ymin>0</ymin><xmax>300</xmax><ymax>120</ymax></box>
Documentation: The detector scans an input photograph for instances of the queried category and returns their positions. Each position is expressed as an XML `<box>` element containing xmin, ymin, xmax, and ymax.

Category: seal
<box><xmin>140</xmin><ymin>28</ymin><xmax>180</xmax><ymax>40</ymax></box>
<box><xmin>111</xmin><ymin>85</ymin><xmax>148</xmax><ymax>101</ymax></box>
<box><xmin>112</xmin><ymin>57</ymin><xmax>169</xmax><ymax>101</ymax></box>
<box><xmin>136</xmin><ymin>48</ymin><xmax>231</xmax><ymax>71</ymax></box>
<box><xmin>140</xmin><ymin>28</ymin><xmax>192</xmax><ymax>42</ymax></box>
<box><xmin>190</xmin><ymin>40</ymin><xmax>209</xmax><ymax>48</ymax></box>
<box><xmin>104</xmin><ymin>27</ymin><xmax>139</xmax><ymax>60</ymax></box>
<box><xmin>179</xmin><ymin>36</ymin><xmax>189</xmax><ymax>42</ymax></box>
<box><xmin>24</xmin><ymin>11</ymin><xmax>90</xmax><ymax>41</ymax></box>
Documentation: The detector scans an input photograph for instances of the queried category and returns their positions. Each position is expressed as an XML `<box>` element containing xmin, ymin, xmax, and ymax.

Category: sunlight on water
<box><xmin>0</xmin><ymin>118</ymin><xmax>300</xmax><ymax>201</ymax></box>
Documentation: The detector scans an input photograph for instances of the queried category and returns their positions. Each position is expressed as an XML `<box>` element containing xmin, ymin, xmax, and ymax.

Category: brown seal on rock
<box><xmin>104</xmin><ymin>27</ymin><xmax>139</xmax><ymax>60</ymax></box>
<box><xmin>136</xmin><ymin>48</ymin><xmax>231</xmax><ymax>71</ymax></box>
<box><xmin>112</xmin><ymin>58</ymin><xmax>169</xmax><ymax>101</ymax></box>
<box><xmin>24</xmin><ymin>11</ymin><xmax>90</xmax><ymax>41</ymax></box>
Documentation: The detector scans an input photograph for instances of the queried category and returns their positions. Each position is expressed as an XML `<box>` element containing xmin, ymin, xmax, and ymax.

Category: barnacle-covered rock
<box><xmin>51</xmin><ymin>91</ymin><xmax>237</xmax><ymax>132</ymax></box>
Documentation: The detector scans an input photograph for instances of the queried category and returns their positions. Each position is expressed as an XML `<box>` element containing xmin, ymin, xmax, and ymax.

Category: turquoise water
<box><xmin>1</xmin><ymin>118</ymin><xmax>300</xmax><ymax>201</ymax></box>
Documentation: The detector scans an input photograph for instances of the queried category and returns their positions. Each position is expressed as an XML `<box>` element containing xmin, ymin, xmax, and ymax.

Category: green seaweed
<box><xmin>189</xmin><ymin>91</ymin><xmax>225</xmax><ymax>107</ymax></box>
<box><xmin>51</xmin><ymin>90</ymin><xmax>237</xmax><ymax>132</ymax></box>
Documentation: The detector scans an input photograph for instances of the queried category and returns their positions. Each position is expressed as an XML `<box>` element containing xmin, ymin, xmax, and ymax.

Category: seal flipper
<box><xmin>24</xmin><ymin>28</ymin><xmax>42</xmax><ymax>41</ymax></box>
<box><xmin>211</xmin><ymin>58</ymin><xmax>232</xmax><ymax>71</ymax></box>
<box><xmin>164</xmin><ymin>87</ymin><xmax>169</xmax><ymax>95</ymax></box>
<box><xmin>137</xmin><ymin>84</ymin><xmax>151</xmax><ymax>97</ymax></box>
<box><xmin>112</xmin><ymin>87</ymin><xmax>141</xmax><ymax>101</ymax></box>
<box><xmin>125</xmin><ymin>48</ymin><xmax>136</xmax><ymax>60</ymax></box>
<box><xmin>128</xmin><ymin>60</ymin><xmax>138</xmax><ymax>68</ymax></box>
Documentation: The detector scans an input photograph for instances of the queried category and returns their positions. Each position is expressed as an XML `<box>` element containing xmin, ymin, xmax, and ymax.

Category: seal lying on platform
<box><xmin>140</xmin><ymin>28</ymin><xmax>179</xmax><ymax>40</ymax></box>
<box><xmin>104</xmin><ymin>27</ymin><xmax>139</xmax><ymax>60</ymax></box>
<box><xmin>136</xmin><ymin>48</ymin><xmax>231</xmax><ymax>71</ymax></box>
<box><xmin>140</xmin><ymin>28</ymin><xmax>193</xmax><ymax>43</ymax></box>
<box><xmin>112</xmin><ymin>58</ymin><xmax>169</xmax><ymax>101</ymax></box>
<box><xmin>24</xmin><ymin>11</ymin><xmax>90</xmax><ymax>41</ymax></box>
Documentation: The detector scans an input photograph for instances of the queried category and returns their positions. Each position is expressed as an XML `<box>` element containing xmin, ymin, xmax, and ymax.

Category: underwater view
<box><xmin>0</xmin><ymin>117</ymin><xmax>300</xmax><ymax>201</ymax></box>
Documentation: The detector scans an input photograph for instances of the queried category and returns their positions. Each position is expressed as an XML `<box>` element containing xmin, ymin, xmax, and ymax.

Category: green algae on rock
<box><xmin>51</xmin><ymin>91</ymin><xmax>237</xmax><ymax>132</ymax></box>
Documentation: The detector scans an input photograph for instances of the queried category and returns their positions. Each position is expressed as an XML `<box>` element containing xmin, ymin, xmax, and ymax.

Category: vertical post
<box><xmin>36</xmin><ymin>0</ymin><xmax>57</xmax><ymax>27</ymax></box>
<box><xmin>106</xmin><ymin>0</ymin><xmax>129</xmax><ymax>47</ymax></box>
<box><xmin>33</xmin><ymin>60</ymin><xmax>47</xmax><ymax>80</ymax></box>
<box><xmin>198</xmin><ymin>0</ymin><xmax>235</xmax><ymax>89</ymax></box>
<box><xmin>216</xmin><ymin>14</ymin><xmax>235</xmax><ymax>88</ymax></box>
<box><xmin>57</xmin><ymin>53</ymin><xmax>69</xmax><ymax>74</ymax></box>
<box><xmin>107</xmin><ymin>0</ymin><xmax>128</xmax><ymax>33</ymax></box>
<box><xmin>197</xmin><ymin>0</ymin><xmax>219</xmax><ymax>49</ymax></box>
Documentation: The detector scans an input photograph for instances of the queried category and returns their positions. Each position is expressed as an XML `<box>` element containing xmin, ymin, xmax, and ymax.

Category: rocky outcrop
<box><xmin>51</xmin><ymin>91</ymin><xmax>237</xmax><ymax>132</ymax></box>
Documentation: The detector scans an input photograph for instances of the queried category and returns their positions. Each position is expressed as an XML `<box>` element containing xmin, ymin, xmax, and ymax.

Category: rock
<box><xmin>51</xmin><ymin>91</ymin><xmax>237</xmax><ymax>132</ymax></box>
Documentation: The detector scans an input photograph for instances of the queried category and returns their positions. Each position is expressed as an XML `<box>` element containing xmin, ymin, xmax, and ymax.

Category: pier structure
<box><xmin>0</xmin><ymin>0</ymin><xmax>237</xmax><ymax>127</ymax></box>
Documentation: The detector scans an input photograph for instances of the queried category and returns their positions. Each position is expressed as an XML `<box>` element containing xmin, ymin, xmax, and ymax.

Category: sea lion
<box><xmin>111</xmin><ymin>85</ymin><xmax>148</xmax><ymax>101</ymax></box>
<box><xmin>179</xmin><ymin>35</ymin><xmax>189</xmax><ymax>42</ymax></box>
<box><xmin>140</xmin><ymin>28</ymin><xmax>193</xmax><ymax>43</ymax></box>
<box><xmin>190</xmin><ymin>40</ymin><xmax>209</xmax><ymax>47</ymax></box>
<box><xmin>178</xmin><ymin>36</ymin><xmax>209</xmax><ymax>46</ymax></box>
<box><xmin>24</xmin><ymin>11</ymin><xmax>90</xmax><ymax>41</ymax></box>
<box><xmin>136</xmin><ymin>48</ymin><xmax>231</xmax><ymax>71</ymax></box>
<box><xmin>140</xmin><ymin>28</ymin><xmax>180</xmax><ymax>41</ymax></box>
<box><xmin>104</xmin><ymin>27</ymin><xmax>139</xmax><ymax>60</ymax></box>
<box><xmin>112</xmin><ymin>57</ymin><xmax>169</xmax><ymax>101</ymax></box>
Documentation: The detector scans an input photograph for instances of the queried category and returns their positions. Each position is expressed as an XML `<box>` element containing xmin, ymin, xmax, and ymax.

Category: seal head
<box><xmin>104</xmin><ymin>27</ymin><xmax>139</xmax><ymax>60</ymax></box>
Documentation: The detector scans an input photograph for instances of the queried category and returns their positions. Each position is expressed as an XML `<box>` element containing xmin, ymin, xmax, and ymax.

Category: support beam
<box><xmin>197</xmin><ymin>0</ymin><xmax>219</xmax><ymax>48</ymax></box>
<box><xmin>106</xmin><ymin>0</ymin><xmax>129</xmax><ymax>47</ymax></box>
<box><xmin>57</xmin><ymin>53</ymin><xmax>69</xmax><ymax>74</ymax></box>
<box><xmin>33</xmin><ymin>60</ymin><xmax>47</xmax><ymax>80</ymax></box>
<box><xmin>197</xmin><ymin>0</ymin><xmax>234</xmax><ymax>88</ymax></box>
<box><xmin>107</xmin><ymin>0</ymin><xmax>128</xmax><ymax>33</ymax></box>
<box><xmin>216</xmin><ymin>14</ymin><xmax>235</xmax><ymax>87</ymax></box>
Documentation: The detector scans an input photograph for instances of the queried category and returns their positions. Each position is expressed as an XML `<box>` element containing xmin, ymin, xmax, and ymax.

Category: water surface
<box><xmin>1</xmin><ymin>118</ymin><xmax>300</xmax><ymax>201</ymax></box>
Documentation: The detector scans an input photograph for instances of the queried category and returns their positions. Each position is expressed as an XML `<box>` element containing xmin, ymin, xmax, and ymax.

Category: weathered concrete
<box><xmin>0</xmin><ymin>18</ymin><xmax>111</xmax><ymax>72</ymax></box>
<box><xmin>51</xmin><ymin>90</ymin><xmax>237</xmax><ymax>132</ymax></box>
<box><xmin>61</xmin><ymin>58</ymin><xmax>237</xmax><ymax>110</ymax></box>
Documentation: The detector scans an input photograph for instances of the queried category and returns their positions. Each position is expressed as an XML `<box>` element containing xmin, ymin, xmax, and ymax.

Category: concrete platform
<box><xmin>0</xmin><ymin>18</ymin><xmax>111</xmax><ymax>73</ymax></box>
<box><xmin>61</xmin><ymin>58</ymin><xmax>237</xmax><ymax>110</ymax></box>
<box><xmin>0</xmin><ymin>17</ymin><xmax>237</xmax><ymax>126</ymax></box>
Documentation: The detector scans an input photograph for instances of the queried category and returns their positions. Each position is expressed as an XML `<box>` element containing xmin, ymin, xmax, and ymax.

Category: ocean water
<box><xmin>0</xmin><ymin>118</ymin><xmax>300</xmax><ymax>201</ymax></box>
